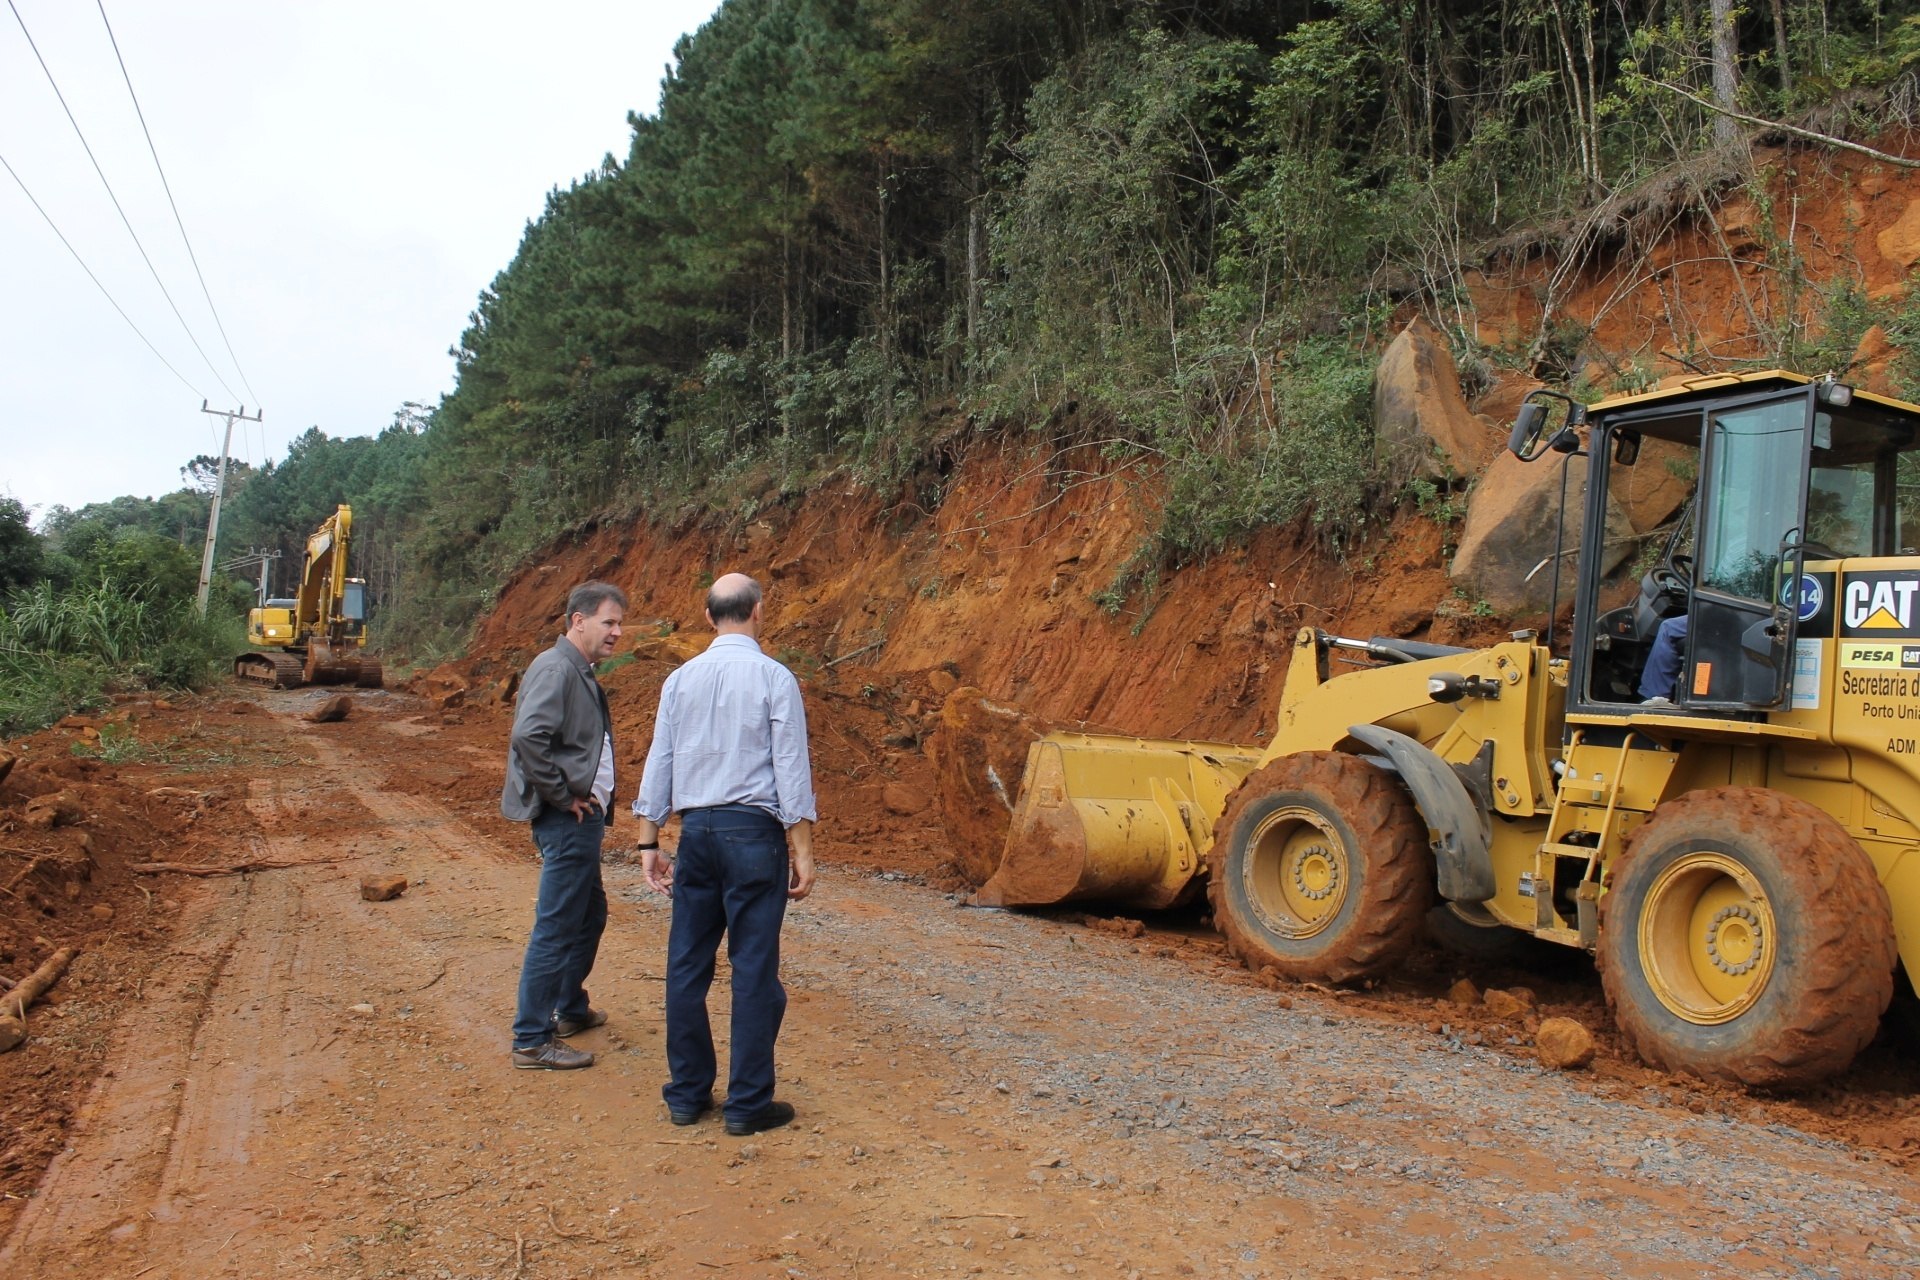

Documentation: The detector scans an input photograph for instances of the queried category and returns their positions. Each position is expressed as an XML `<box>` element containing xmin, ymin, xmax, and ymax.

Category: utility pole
<box><xmin>195</xmin><ymin>400</ymin><xmax>263</xmax><ymax>617</ymax></box>
<box><xmin>220</xmin><ymin>548</ymin><xmax>281</xmax><ymax>608</ymax></box>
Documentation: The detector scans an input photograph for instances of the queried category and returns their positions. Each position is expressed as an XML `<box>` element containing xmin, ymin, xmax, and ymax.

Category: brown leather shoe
<box><xmin>554</xmin><ymin>1008</ymin><xmax>608</xmax><ymax>1038</ymax></box>
<box><xmin>511</xmin><ymin>1040</ymin><xmax>594</xmax><ymax>1070</ymax></box>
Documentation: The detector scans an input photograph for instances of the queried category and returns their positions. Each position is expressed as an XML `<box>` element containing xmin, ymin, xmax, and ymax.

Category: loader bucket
<box><xmin>975</xmin><ymin>733</ymin><xmax>1262</xmax><ymax>911</ymax></box>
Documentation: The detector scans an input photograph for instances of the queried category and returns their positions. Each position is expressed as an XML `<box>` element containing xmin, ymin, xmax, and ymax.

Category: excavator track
<box><xmin>235</xmin><ymin>652</ymin><xmax>307</xmax><ymax>689</ymax></box>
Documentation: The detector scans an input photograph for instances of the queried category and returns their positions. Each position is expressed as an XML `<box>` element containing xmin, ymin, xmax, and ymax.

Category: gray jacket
<box><xmin>501</xmin><ymin>636</ymin><xmax>613</xmax><ymax>822</ymax></box>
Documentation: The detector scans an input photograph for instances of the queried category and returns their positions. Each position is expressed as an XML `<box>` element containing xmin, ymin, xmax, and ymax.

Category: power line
<box><xmin>7</xmin><ymin>0</ymin><xmax>239</xmax><ymax>403</ymax></box>
<box><xmin>0</xmin><ymin>148</ymin><xmax>204</xmax><ymax>398</ymax></box>
<box><xmin>95</xmin><ymin>0</ymin><xmax>261</xmax><ymax>408</ymax></box>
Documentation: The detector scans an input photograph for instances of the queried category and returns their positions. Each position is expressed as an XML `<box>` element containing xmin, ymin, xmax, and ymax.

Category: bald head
<box><xmin>706</xmin><ymin>573</ymin><xmax>763</xmax><ymax>632</ymax></box>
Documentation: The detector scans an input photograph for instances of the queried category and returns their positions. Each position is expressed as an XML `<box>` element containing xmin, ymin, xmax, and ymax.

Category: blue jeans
<box><xmin>512</xmin><ymin>806</ymin><xmax>608</xmax><ymax>1048</ymax></box>
<box><xmin>663</xmin><ymin>806</ymin><xmax>790</xmax><ymax>1121</ymax></box>
<box><xmin>1639</xmin><ymin>613</ymin><xmax>1690</xmax><ymax>701</ymax></box>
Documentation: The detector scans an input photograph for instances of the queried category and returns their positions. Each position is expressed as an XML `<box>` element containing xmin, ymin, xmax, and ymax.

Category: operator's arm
<box><xmin>509</xmin><ymin>660</ymin><xmax>574</xmax><ymax>811</ymax></box>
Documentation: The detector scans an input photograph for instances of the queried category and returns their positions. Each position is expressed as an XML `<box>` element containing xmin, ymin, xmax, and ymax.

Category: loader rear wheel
<box><xmin>1207</xmin><ymin>752</ymin><xmax>1433</xmax><ymax>985</ymax></box>
<box><xmin>1598</xmin><ymin>787</ymin><xmax>1896</xmax><ymax>1090</ymax></box>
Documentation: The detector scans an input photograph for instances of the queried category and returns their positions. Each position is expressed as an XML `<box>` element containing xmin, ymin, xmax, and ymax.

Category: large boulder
<box><xmin>1876</xmin><ymin>199</ymin><xmax>1920</xmax><ymax>274</ymax></box>
<box><xmin>1451</xmin><ymin>448</ymin><xmax>1635</xmax><ymax>614</ymax></box>
<box><xmin>1373</xmin><ymin>317</ymin><xmax>1501</xmax><ymax>483</ymax></box>
<box><xmin>1609</xmin><ymin>436</ymin><xmax>1694</xmax><ymax>534</ymax></box>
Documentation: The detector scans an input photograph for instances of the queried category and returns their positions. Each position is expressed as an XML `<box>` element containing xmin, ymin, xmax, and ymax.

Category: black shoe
<box><xmin>668</xmin><ymin>1098</ymin><xmax>713</xmax><ymax>1126</ymax></box>
<box><xmin>725</xmin><ymin>1101</ymin><xmax>795</xmax><ymax>1136</ymax></box>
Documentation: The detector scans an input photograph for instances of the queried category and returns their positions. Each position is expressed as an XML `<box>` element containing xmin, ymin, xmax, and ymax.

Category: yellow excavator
<box><xmin>967</xmin><ymin>370</ymin><xmax>1920</xmax><ymax>1088</ymax></box>
<box><xmin>235</xmin><ymin>504</ymin><xmax>382</xmax><ymax>690</ymax></box>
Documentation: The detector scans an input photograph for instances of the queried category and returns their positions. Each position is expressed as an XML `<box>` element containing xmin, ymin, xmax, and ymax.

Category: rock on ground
<box><xmin>1536</xmin><ymin>1016</ymin><xmax>1598</xmax><ymax>1069</ymax></box>
<box><xmin>359</xmin><ymin>874</ymin><xmax>408</xmax><ymax>902</ymax></box>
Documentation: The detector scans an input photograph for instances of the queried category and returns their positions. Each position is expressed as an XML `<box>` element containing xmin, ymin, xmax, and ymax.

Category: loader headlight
<box><xmin>1816</xmin><ymin>378</ymin><xmax>1853</xmax><ymax>407</ymax></box>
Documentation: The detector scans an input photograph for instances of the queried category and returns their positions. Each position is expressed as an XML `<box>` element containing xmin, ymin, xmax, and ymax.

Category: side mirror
<box><xmin>1506</xmin><ymin>403</ymin><xmax>1547</xmax><ymax>460</ymax></box>
<box><xmin>1612</xmin><ymin>429</ymin><xmax>1641</xmax><ymax>466</ymax></box>
<box><xmin>1506</xmin><ymin>392</ymin><xmax>1585</xmax><ymax>462</ymax></box>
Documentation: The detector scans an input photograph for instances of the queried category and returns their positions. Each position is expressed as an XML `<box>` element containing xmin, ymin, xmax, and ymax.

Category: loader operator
<box><xmin>501</xmin><ymin>580</ymin><xmax>626</xmax><ymax>1071</ymax></box>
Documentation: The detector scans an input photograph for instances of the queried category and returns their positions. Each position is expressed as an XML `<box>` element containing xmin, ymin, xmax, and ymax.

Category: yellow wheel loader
<box><xmin>984</xmin><ymin>370</ymin><xmax>1920</xmax><ymax>1089</ymax></box>
<box><xmin>235</xmin><ymin>504</ymin><xmax>382</xmax><ymax>690</ymax></box>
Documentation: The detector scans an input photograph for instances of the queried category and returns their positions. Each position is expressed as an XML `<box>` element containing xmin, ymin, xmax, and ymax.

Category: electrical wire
<box><xmin>7</xmin><ymin>0</ymin><xmax>239</xmax><ymax>403</ymax></box>
<box><xmin>1</xmin><ymin>148</ymin><xmax>205</xmax><ymax>398</ymax></box>
<box><xmin>95</xmin><ymin>0</ymin><xmax>261</xmax><ymax>409</ymax></box>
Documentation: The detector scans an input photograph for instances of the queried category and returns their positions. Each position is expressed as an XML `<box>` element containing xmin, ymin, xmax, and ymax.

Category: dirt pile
<box><xmin>0</xmin><ymin>699</ymin><xmax>272</xmax><ymax>1207</ymax></box>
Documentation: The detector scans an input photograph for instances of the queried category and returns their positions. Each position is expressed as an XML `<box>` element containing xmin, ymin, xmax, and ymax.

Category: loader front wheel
<box><xmin>1598</xmin><ymin>787</ymin><xmax>1896</xmax><ymax>1090</ymax></box>
<box><xmin>1208</xmin><ymin>752</ymin><xmax>1433</xmax><ymax>985</ymax></box>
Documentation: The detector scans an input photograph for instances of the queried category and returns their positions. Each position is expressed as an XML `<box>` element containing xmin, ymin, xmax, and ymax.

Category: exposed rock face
<box><xmin>1876</xmin><ymin>199</ymin><xmax>1920</xmax><ymax>272</ymax></box>
<box><xmin>1373</xmin><ymin>317</ymin><xmax>1501</xmax><ymax>483</ymax></box>
<box><xmin>1450</xmin><ymin>448</ymin><xmax>1635</xmax><ymax>613</ymax></box>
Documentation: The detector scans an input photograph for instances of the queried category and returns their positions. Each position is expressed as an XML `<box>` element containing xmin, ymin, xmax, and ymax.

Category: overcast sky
<box><xmin>1</xmin><ymin>0</ymin><xmax>722</xmax><ymax>519</ymax></box>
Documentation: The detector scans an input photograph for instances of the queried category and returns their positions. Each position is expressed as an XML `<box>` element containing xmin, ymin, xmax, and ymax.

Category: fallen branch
<box><xmin>825</xmin><ymin>640</ymin><xmax>886</xmax><ymax>669</ymax></box>
<box><xmin>1649</xmin><ymin>80</ymin><xmax>1920</xmax><ymax>168</ymax></box>
<box><xmin>132</xmin><ymin>854</ymin><xmax>357</xmax><ymax>877</ymax></box>
<box><xmin>0</xmin><ymin>946</ymin><xmax>76</xmax><ymax>1052</ymax></box>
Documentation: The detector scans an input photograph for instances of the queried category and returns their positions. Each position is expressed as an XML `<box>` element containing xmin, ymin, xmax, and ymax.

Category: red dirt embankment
<box><xmin>429</xmin><ymin>439</ymin><xmax>1486</xmax><ymax>889</ymax></box>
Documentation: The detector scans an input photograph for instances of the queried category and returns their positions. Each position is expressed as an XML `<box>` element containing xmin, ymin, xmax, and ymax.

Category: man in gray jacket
<box><xmin>502</xmin><ymin>580</ymin><xmax>625</xmax><ymax>1070</ymax></box>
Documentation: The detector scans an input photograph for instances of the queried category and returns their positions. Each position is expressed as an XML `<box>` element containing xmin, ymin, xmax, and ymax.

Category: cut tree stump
<box><xmin>0</xmin><ymin>946</ymin><xmax>76</xmax><ymax>1053</ymax></box>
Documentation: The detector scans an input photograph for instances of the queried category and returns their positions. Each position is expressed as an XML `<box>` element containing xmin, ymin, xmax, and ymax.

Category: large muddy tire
<box><xmin>1207</xmin><ymin>752</ymin><xmax>1433</xmax><ymax>984</ymax></box>
<box><xmin>1598</xmin><ymin>787</ymin><xmax>1896</xmax><ymax>1090</ymax></box>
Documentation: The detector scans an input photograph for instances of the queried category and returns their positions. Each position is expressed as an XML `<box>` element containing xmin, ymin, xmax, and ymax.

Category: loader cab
<box><xmin>1510</xmin><ymin>373</ymin><xmax>1920</xmax><ymax>722</ymax></box>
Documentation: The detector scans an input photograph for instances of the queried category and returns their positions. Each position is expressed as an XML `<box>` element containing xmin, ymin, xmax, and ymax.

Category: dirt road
<box><xmin>5</xmin><ymin>692</ymin><xmax>1920</xmax><ymax>1278</ymax></box>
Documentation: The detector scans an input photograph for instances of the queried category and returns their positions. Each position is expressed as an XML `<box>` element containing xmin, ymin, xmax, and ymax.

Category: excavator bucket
<box><xmin>975</xmin><ymin>733</ymin><xmax>1262</xmax><ymax>910</ymax></box>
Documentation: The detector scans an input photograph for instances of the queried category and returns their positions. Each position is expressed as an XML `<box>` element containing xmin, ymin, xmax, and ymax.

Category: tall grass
<box><xmin>0</xmin><ymin>581</ymin><xmax>242</xmax><ymax>738</ymax></box>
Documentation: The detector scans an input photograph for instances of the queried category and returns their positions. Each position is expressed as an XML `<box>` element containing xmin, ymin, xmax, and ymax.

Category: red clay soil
<box><xmin>0</xmin><ymin>699</ymin><xmax>290</xmax><ymax>1211</ymax></box>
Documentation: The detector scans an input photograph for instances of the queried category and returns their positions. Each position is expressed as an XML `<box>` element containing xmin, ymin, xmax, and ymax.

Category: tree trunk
<box><xmin>1769</xmin><ymin>0</ymin><xmax>1793</xmax><ymax>94</ymax></box>
<box><xmin>1709</xmin><ymin>0</ymin><xmax>1743</xmax><ymax>150</ymax></box>
<box><xmin>0</xmin><ymin>946</ymin><xmax>76</xmax><ymax>1053</ymax></box>
<box><xmin>965</xmin><ymin>116</ymin><xmax>985</xmax><ymax>381</ymax></box>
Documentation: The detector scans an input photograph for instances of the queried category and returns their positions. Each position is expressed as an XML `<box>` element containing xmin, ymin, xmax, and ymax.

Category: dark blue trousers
<box><xmin>1640</xmin><ymin>613</ymin><xmax>1691</xmax><ymax>701</ymax></box>
<box><xmin>663</xmin><ymin>806</ymin><xmax>790</xmax><ymax>1121</ymax></box>
<box><xmin>512</xmin><ymin>807</ymin><xmax>608</xmax><ymax>1048</ymax></box>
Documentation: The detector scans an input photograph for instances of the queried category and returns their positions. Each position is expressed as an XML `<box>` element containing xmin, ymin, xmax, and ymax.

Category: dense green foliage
<box><xmin>21</xmin><ymin>1</ymin><xmax>1920</xmax><ymax>677</ymax></box>
<box><xmin>0</xmin><ymin>519</ymin><xmax>243</xmax><ymax>737</ymax></box>
<box><xmin>404</xmin><ymin>0</ymin><xmax>1918</xmax><ymax>613</ymax></box>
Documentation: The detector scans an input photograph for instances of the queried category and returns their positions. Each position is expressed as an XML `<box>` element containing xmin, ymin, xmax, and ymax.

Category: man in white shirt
<box><xmin>634</xmin><ymin>573</ymin><xmax>816</xmax><ymax>1134</ymax></box>
<box><xmin>501</xmin><ymin>581</ymin><xmax>624</xmax><ymax>1070</ymax></box>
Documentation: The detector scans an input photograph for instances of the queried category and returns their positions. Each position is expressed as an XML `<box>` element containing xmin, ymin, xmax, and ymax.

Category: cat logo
<box><xmin>1843</xmin><ymin>576</ymin><xmax>1920</xmax><ymax>634</ymax></box>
